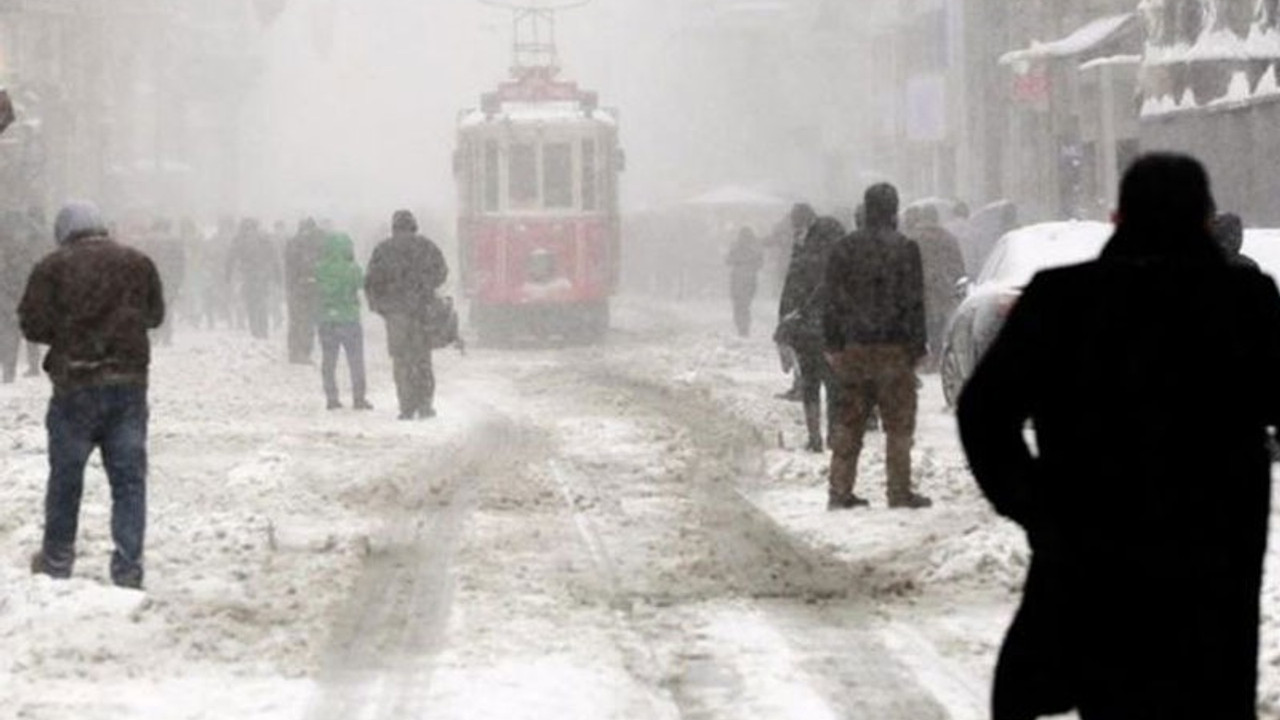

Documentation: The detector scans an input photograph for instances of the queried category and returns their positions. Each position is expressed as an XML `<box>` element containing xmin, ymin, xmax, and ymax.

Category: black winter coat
<box><xmin>821</xmin><ymin>226</ymin><xmax>927</xmax><ymax>358</ymax></box>
<box><xmin>777</xmin><ymin>218</ymin><xmax>843</xmax><ymax>350</ymax></box>
<box><xmin>958</xmin><ymin>234</ymin><xmax>1280</xmax><ymax>719</ymax></box>
<box><xmin>365</xmin><ymin>232</ymin><xmax>448</xmax><ymax>319</ymax></box>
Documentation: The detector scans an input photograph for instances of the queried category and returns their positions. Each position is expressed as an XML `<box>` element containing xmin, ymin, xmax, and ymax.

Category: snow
<box><xmin>459</xmin><ymin>102</ymin><xmax>618</xmax><ymax>129</ymax></box>
<box><xmin>1078</xmin><ymin>54</ymin><xmax>1142</xmax><ymax>72</ymax></box>
<box><xmin>684</xmin><ymin>186</ymin><xmax>791</xmax><ymax>208</ymax></box>
<box><xmin>1260</xmin><ymin>65</ymin><xmax>1280</xmax><ymax>97</ymax></box>
<box><xmin>5</xmin><ymin>298</ymin><xmax>1280</xmax><ymax>718</ymax></box>
<box><xmin>1000</xmin><ymin>13</ymin><xmax>1135</xmax><ymax>65</ymax></box>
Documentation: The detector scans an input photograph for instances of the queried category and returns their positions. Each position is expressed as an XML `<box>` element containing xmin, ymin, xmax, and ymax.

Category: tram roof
<box><xmin>459</xmin><ymin>101</ymin><xmax>618</xmax><ymax>130</ymax></box>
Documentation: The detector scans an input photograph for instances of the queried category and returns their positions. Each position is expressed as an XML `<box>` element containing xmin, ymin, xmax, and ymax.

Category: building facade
<box><xmin>0</xmin><ymin>0</ymin><xmax>264</xmax><ymax>218</ymax></box>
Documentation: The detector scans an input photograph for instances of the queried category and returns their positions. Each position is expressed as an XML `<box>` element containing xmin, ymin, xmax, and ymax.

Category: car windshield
<box><xmin>978</xmin><ymin>222</ymin><xmax>1114</xmax><ymax>288</ymax></box>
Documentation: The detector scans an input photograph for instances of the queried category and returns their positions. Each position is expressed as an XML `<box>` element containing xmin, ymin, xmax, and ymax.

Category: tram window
<box><xmin>582</xmin><ymin>140</ymin><xmax>597</xmax><ymax>211</ymax></box>
<box><xmin>483</xmin><ymin>141</ymin><xmax>500</xmax><ymax>212</ymax></box>
<box><xmin>510</xmin><ymin>143</ymin><xmax>539</xmax><ymax>207</ymax></box>
<box><xmin>544</xmin><ymin>143</ymin><xmax>574</xmax><ymax>209</ymax></box>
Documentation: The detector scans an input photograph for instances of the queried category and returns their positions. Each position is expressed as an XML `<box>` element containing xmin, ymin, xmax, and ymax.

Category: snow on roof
<box><xmin>1146</xmin><ymin>22</ymin><xmax>1280</xmax><ymax>66</ymax></box>
<box><xmin>1000</xmin><ymin>14</ymin><xmax>1135</xmax><ymax>66</ymax></box>
<box><xmin>980</xmin><ymin>221</ymin><xmax>1113</xmax><ymax>288</ymax></box>
<box><xmin>1079</xmin><ymin>54</ymin><xmax>1142</xmax><ymax>72</ymax></box>
<box><xmin>460</xmin><ymin>101</ymin><xmax>617</xmax><ymax>129</ymax></box>
<box><xmin>685</xmin><ymin>186</ymin><xmax>790</xmax><ymax>208</ymax></box>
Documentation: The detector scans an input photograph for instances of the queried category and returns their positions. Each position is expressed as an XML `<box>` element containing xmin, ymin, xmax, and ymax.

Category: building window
<box><xmin>582</xmin><ymin>140</ymin><xmax>597</xmax><ymax>211</ymax></box>
<box><xmin>509</xmin><ymin>143</ymin><xmax>538</xmax><ymax>208</ymax></box>
<box><xmin>543</xmin><ymin>143</ymin><xmax>574</xmax><ymax>209</ymax></box>
<box><xmin>484</xmin><ymin>141</ymin><xmax>500</xmax><ymax>212</ymax></box>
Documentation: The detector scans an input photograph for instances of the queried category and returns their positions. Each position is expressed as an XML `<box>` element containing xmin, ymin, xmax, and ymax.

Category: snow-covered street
<box><xmin>3</xmin><ymin>297</ymin><xmax>1280</xmax><ymax>719</ymax></box>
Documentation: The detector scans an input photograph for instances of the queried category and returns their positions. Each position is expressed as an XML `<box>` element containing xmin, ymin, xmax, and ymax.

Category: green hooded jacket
<box><xmin>315</xmin><ymin>233</ymin><xmax>363</xmax><ymax>324</ymax></box>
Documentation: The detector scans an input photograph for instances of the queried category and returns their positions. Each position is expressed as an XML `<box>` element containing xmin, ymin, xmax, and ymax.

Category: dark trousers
<box><xmin>828</xmin><ymin>345</ymin><xmax>918</xmax><ymax>502</ymax></box>
<box><xmin>795</xmin><ymin>346</ymin><xmax>838</xmax><ymax>441</ymax></box>
<box><xmin>730</xmin><ymin>277</ymin><xmax>757</xmax><ymax>338</ymax></box>
<box><xmin>287</xmin><ymin>298</ymin><xmax>317</xmax><ymax>363</ymax></box>
<box><xmin>319</xmin><ymin>322</ymin><xmax>367</xmax><ymax>404</ymax></box>
<box><xmin>244</xmin><ymin>292</ymin><xmax>270</xmax><ymax>340</ymax></box>
<box><xmin>385</xmin><ymin>314</ymin><xmax>435</xmax><ymax>417</ymax></box>
<box><xmin>43</xmin><ymin>385</ymin><xmax>149</xmax><ymax>587</ymax></box>
<box><xmin>0</xmin><ymin>316</ymin><xmax>18</xmax><ymax>383</ymax></box>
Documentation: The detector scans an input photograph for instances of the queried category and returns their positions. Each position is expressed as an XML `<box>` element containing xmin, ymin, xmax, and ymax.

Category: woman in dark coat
<box><xmin>958</xmin><ymin>154</ymin><xmax>1280</xmax><ymax>720</ymax></box>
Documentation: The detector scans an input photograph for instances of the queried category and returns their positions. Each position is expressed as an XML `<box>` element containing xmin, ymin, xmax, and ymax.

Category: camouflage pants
<box><xmin>827</xmin><ymin>345</ymin><xmax>918</xmax><ymax>503</ymax></box>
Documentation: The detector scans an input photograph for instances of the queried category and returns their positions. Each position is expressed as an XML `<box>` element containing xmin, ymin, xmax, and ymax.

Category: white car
<box><xmin>940</xmin><ymin>221</ymin><xmax>1114</xmax><ymax>407</ymax></box>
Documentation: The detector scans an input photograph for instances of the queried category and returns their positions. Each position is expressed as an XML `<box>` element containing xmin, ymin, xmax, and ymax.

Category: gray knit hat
<box><xmin>54</xmin><ymin>201</ymin><xmax>107</xmax><ymax>245</ymax></box>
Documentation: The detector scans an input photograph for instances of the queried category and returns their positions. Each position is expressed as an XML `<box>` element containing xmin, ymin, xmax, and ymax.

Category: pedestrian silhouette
<box><xmin>958</xmin><ymin>154</ymin><xmax>1280</xmax><ymax>719</ymax></box>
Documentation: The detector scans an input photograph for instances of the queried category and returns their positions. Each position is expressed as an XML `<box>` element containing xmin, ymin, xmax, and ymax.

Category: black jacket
<box><xmin>365</xmin><ymin>232</ymin><xmax>448</xmax><ymax>318</ymax></box>
<box><xmin>779</xmin><ymin>217</ymin><xmax>843</xmax><ymax>321</ymax></box>
<box><xmin>958</xmin><ymin>230</ymin><xmax>1280</xmax><ymax>719</ymax></box>
<box><xmin>20</xmin><ymin>236</ymin><xmax>165</xmax><ymax>390</ymax></box>
<box><xmin>821</xmin><ymin>219</ymin><xmax>926</xmax><ymax>358</ymax></box>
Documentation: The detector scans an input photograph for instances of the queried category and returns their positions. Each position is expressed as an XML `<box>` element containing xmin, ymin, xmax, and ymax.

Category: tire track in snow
<box><xmin>537</xmin><ymin>366</ymin><xmax>955</xmax><ymax>719</ymax></box>
<box><xmin>304</xmin><ymin>409</ymin><xmax>522</xmax><ymax>720</ymax></box>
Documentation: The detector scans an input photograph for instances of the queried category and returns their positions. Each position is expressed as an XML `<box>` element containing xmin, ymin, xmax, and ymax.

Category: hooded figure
<box><xmin>315</xmin><ymin>232</ymin><xmax>369</xmax><ymax>410</ymax></box>
<box><xmin>821</xmin><ymin>183</ymin><xmax>930</xmax><ymax>510</ymax></box>
<box><xmin>958</xmin><ymin>154</ymin><xmax>1280</xmax><ymax>719</ymax></box>
<box><xmin>1212</xmin><ymin>212</ymin><xmax>1261</xmax><ymax>272</ymax></box>
<box><xmin>19</xmin><ymin>201</ymin><xmax>164</xmax><ymax>590</ymax></box>
<box><xmin>365</xmin><ymin>210</ymin><xmax>448</xmax><ymax>420</ymax></box>
<box><xmin>777</xmin><ymin>203</ymin><xmax>846</xmax><ymax>453</ymax></box>
<box><xmin>285</xmin><ymin>218</ymin><xmax>325</xmax><ymax>363</ymax></box>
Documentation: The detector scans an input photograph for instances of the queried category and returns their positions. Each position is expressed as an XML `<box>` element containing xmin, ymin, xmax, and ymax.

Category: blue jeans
<box><xmin>319</xmin><ymin>322</ymin><xmax>367</xmax><ymax>404</ymax></box>
<box><xmin>42</xmin><ymin>385</ymin><xmax>149</xmax><ymax>587</ymax></box>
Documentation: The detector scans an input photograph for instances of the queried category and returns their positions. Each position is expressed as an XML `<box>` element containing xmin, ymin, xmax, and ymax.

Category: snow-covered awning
<box><xmin>1000</xmin><ymin>14</ymin><xmax>1137</xmax><ymax>66</ymax></box>
<box><xmin>684</xmin><ymin>186</ymin><xmax>790</xmax><ymax>208</ymax></box>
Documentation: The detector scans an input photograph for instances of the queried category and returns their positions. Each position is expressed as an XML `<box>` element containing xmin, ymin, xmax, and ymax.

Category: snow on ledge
<box><xmin>1079</xmin><ymin>54</ymin><xmax>1142</xmax><ymax>72</ymax></box>
<box><xmin>1000</xmin><ymin>13</ymin><xmax>1135</xmax><ymax>66</ymax></box>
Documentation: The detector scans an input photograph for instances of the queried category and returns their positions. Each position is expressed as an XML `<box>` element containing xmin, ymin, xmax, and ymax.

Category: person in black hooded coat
<box><xmin>778</xmin><ymin>203</ymin><xmax>844</xmax><ymax>453</ymax></box>
<box><xmin>958</xmin><ymin>153</ymin><xmax>1280</xmax><ymax>720</ymax></box>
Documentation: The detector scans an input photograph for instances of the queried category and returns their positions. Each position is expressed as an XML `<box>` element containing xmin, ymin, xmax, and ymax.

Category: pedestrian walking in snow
<box><xmin>909</xmin><ymin>205</ymin><xmax>967</xmax><ymax>371</ymax></box>
<box><xmin>726</xmin><ymin>227</ymin><xmax>764</xmax><ymax>337</ymax></box>
<box><xmin>365</xmin><ymin>210</ymin><xmax>448</xmax><ymax>420</ymax></box>
<box><xmin>316</xmin><ymin>232</ymin><xmax>371</xmax><ymax>411</ymax></box>
<box><xmin>226</xmin><ymin>218</ymin><xmax>281</xmax><ymax>341</ymax></box>
<box><xmin>958</xmin><ymin>154</ymin><xmax>1280</xmax><ymax>720</ymax></box>
<box><xmin>822</xmin><ymin>184</ymin><xmax>930</xmax><ymax>510</ymax></box>
<box><xmin>777</xmin><ymin>204</ymin><xmax>844</xmax><ymax>453</ymax></box>
<box><xmin>19</xmin><ymin>202</ymin><xmax>164</xmax><ymax>589</ymax></box>
<box><xmin>286</xmin><ymin>218</ymin><xmax>324</xmax><ymax>364</ymax></box>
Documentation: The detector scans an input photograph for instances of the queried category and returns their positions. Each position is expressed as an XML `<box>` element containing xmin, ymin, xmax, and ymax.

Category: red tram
<box><xmin>455</xmin><ymin>5</ymin><xmax>622</xmax><ymax>344</ymax></box>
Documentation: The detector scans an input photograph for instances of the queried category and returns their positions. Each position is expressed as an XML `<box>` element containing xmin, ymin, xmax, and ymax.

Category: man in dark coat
<box><xmin>822</xmin><ymin>184</ymin><xmax>930</xmax><ymax>510</ymax></box>
<box><xmin>778</xmin><ymin>203</ymin><xmax>844</xmax><ymax>453</ymax></box>
<box><xmin>910</xmin><ymin>205</ymin><xmax>967</xmax><ymax>370</ymax></box>
<box><xmin>226</xmin><ymin>218</ymin><xmax>281</xmax><ymax>340</ymax></box>
<box><xmin>958</xmin><ymin>154</ymin><xmax>1280</xmax><ymax>720</ymax></box>
<box><xmin>726</xmin><ymin>227</ymin><xmax>765</xmax><ymax>338</ymax></box>
<box><xmin>365</xmin><ymin>210</ymin><xmax>448</xmax><ymax>420</ymax></box>
<box><xmin>19</xmin><ymin>202</ymin><xmax>165</xmax><ymax>589</ymax></box>
<box><xmin>285</xmin><ymin>218</ymin><xmax>324</xmax><ymax>364</ymax></box>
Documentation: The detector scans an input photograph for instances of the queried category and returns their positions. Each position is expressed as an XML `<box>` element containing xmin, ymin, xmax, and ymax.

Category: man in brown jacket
<box><xmin>19</xmin><ymin>201</ymin><xmax>165</xmax><ymax>589</ymax></box>
<box><xmin>822</xmin><ymin>183</ymin><xmax>931</xmax><ymax>510</ymax></box>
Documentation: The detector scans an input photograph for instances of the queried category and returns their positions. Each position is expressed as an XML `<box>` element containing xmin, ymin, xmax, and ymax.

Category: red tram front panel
<box><xmin>461</xmin><ymin>215</ymin><xmax>614</xmax><ymax>306</ymax></box>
